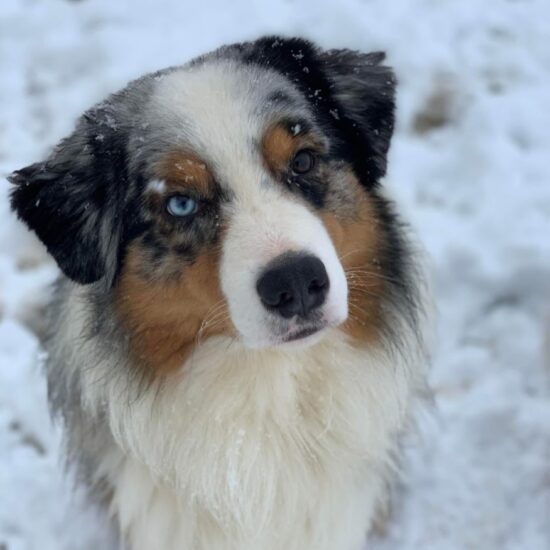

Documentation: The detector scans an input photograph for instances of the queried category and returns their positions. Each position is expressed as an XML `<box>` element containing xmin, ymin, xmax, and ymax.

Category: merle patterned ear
<box><xmin>319</xmin><ymin>48</ymin><xmax>397</xmax><ymax>186</ymax></box>
<box><xmin>9</xmin><ymin>112</ymin><xmax>125</xmax><ymax>284</ymax></box>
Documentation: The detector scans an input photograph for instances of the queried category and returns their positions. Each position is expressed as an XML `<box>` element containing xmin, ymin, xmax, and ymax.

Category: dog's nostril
<box><xmin>279</xmin><ymin>291</ymin><xmax>293</xmax><ymax>305</ymax></box>
<box><xmin>256</xmin><ymin>253</ymin><xmax>329</xmax><ymax>319</ymax></box>
<box><xmin>308</xmin><ymin>278</ymin><xmax>327</xmax><ymax>294</ymax></box>
<box><xmin>265</xmin><ymin>290</ymin><xmax>294</xmax><ymax>309</ymax></box>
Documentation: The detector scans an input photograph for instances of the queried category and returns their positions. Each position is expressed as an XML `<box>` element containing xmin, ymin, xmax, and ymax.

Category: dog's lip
<box><xmin>281</xmin><ymin>324</ymin><xmax>323</xmax><ymax>343</ymax></box>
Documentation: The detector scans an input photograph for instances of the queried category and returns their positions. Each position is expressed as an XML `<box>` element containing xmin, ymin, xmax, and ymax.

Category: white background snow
<box><xmin>1</xmin><ymin>0</ymin><xmax>549</xmax><ymax>548</ymax></box>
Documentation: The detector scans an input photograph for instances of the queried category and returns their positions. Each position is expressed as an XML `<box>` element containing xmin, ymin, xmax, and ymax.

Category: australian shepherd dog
<box><xmin>10</xmin><ymin>37</ymin><xmax>430</xmax><ymax>550</ymax></box>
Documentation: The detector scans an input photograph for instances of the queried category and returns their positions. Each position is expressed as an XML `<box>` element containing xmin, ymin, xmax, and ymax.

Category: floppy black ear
<box><xmin>319</xmin><ymin>49</ymin><xmax>397</xmax><ymax>186</ymax></box>
<box><xmin>9</xmin><ymin>112</ymin><xmax>125</xmax><ymax>284</ymax></box>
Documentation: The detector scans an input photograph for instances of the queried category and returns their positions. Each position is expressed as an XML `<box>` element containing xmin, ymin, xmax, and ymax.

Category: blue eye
<box><xmin>166</xmin><ymin>195</ymin><xmax>198</xmax><ymax>217</ymax></box>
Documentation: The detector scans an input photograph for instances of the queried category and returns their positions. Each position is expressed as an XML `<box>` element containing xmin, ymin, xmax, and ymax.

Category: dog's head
<box><xmin>10</xmin><ymin>37</ymin><xmax>402</xmax><ymax>370</ymax></box>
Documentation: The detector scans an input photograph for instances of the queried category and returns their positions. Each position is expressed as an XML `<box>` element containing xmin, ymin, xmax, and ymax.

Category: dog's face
<box><xmin>10</xmin><ymin>37</ymin><xmax>402</xmax><ymax>372</ymax></box>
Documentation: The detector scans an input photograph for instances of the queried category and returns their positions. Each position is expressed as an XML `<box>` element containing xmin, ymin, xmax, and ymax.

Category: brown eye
<box><xmin>291</xmin><ymin>150</ymin><xmax>315</xmax><ymax>174</ymax></box>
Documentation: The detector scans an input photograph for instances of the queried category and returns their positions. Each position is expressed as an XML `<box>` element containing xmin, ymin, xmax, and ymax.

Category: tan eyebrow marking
<box><xmin>261</xmin><ymin>123</ymin><xmax>300</xmax><ymax>174</ymax></box>
<box><xmin>154</xmin><ymin>151</ymin><xmax>215</xmax><ymax>197</ymax></box>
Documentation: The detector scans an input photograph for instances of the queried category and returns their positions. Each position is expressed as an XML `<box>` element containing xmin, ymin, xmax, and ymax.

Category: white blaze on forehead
<box><xmin>150</xmin><ymin>61</ymin><xmax>295</xmax><ymax>185</ymax></box>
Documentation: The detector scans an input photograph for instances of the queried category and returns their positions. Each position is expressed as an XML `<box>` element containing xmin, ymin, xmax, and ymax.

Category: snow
<box><xmin>147</xmin><ymin>179</ymin><xmax>167</xmax><ymax>194</ymax></box>
<box><xmin>1</xmin><ymin>0</ymin><xmax>549</xmax><ymax>548</ymax></box>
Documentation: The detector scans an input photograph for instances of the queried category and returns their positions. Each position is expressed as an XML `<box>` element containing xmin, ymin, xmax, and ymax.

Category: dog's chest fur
<box><xmin>52</xmin><ymin>292</ymin><xmax>417</xmax><ymax>550</ymax></box>
<box><xmin>103</xmin><ymin>336</ymin><xmax>409</xmax><ymax>550</ymax></box>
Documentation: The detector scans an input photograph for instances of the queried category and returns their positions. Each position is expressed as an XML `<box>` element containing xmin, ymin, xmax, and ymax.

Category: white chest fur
<box><xmin>86</xmin><ymin>330</ymin><xmax>419</xmax><ymax>550</ymax></box>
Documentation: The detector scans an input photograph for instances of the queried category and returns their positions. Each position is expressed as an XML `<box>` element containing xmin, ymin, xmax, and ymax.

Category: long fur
<box><xmin>47</xmin><ymin>281</ymin><xmax>428</xmax><ymax>550</ymax></box>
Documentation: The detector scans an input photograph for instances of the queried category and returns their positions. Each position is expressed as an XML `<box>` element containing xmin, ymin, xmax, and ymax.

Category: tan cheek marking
<box><xmin>261</xmin><ymin>124</ymin><xmax>298</xmax><ymax>173</ymax></box>
<box><xmin>321</xmin><ymin>181</ymin><xmax>386</xmax><ymax>345</ymax></box>
<box><xmin>115</xmin><ymin>243</ymin><xmax>234</xmax><ymax>376</ymax></box>
<box><xmin>157</xmin><ymin>152</ymin><xmax>214</xmax><ymax>196</ymax></box>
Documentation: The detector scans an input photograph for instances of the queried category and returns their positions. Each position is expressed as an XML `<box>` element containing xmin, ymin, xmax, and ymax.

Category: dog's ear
<box><xmin>244</xmin><ymin>37</ymin><xmax>397</xmax><ymax>186</ymax></box>
<box><xmin>9</xmin><ymin>109</ymin><xmax>126</xmax><ymax>284</ymax></box>
<box><xmin>319</xmin><ymin>49</ymin><xmax>397</xmax><ymax>186</ymax></box>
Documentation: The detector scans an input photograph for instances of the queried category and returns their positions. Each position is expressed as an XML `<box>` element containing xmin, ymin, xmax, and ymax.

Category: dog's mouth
<box><xmin>283</xmin><ymin>325</ymin><xmax>322</xmax><ymax>342</ymax></box>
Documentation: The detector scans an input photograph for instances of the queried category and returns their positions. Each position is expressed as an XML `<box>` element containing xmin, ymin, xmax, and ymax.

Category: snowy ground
<box><xmin>1</xmin><ymin>0</ymin><xmax>549</xmax><ymax>548</ymax></box>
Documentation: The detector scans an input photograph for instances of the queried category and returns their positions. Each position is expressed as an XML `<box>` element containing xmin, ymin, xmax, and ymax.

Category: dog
<box><xmin>9</xmin><ymin>36</ymin><xmax>430</xmax><ymax>550</ymax></box>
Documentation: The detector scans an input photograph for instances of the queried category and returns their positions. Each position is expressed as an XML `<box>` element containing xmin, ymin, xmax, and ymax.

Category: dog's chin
<box><xmin>241</xmin><ymin>317</ymin><xmax>345</xmax><ymax>351</ymax></box>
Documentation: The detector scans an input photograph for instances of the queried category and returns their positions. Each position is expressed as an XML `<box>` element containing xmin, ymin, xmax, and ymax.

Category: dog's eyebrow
<box><xmin>153</xmin><ymin>152</ymin><xmax>217</xmax><ymax>197</ymax></box>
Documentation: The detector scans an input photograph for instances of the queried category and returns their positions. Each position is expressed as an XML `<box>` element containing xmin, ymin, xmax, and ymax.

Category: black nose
<box><xmin>256</xmin><ymin>253</ymin><xmax>329</xmax><ymax>319</ymax></box>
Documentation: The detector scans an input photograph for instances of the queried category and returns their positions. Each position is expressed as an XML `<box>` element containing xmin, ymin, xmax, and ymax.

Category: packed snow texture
<box><xmin>1</xmin><ymin>0</ymin><xmax>549</xmax><ymax>548</ymax></box>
